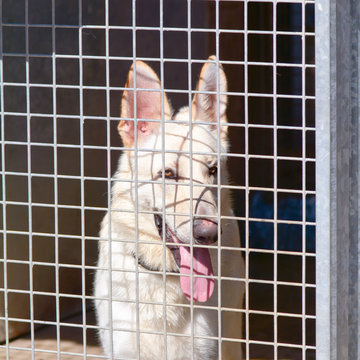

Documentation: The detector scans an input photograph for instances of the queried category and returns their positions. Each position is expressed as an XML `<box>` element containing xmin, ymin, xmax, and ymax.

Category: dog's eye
<box><xmin>163</xmin><ymin>168</ymin><xmax>176</xmax><ymax>179</ymax></box>
<box><xmin>209</xmin><ymin>166</ymin><xmax>217</xmax><ymax>176</ymax></box>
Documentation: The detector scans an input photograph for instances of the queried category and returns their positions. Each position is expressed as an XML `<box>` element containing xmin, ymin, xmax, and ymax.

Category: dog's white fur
<box><xmin>94</xmin><ymin>56</ymin><xmax>245</xmax><ymax>359</ymax></box>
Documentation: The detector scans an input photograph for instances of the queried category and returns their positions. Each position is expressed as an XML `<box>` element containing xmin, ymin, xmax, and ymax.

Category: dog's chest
<box><xmin>137</xmin><ymin>306</ymin><xmax>218</xmax><ymax>360</ymax></box>
<box><xmin>139</xmin><ymin>333</ymin><xmax>217</xmax><ymax>360</ymax></box>
<box><xmin>106</xmin><ymin>273</ymin><xmax>218</xmax><ymax>359</ymax></box>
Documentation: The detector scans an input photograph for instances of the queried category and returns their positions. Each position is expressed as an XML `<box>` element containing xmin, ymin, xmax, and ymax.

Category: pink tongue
<box><xmin>179</xmin><ymin>245</ymin><xmax>214</xmax><ymax>302</ymax></box>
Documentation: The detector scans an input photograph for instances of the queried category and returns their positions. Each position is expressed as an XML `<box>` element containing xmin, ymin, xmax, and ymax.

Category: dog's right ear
<box><xmin>118</xmin><ymin>61</ymin><xmax>171</xmax><ymax>148</ymax></box>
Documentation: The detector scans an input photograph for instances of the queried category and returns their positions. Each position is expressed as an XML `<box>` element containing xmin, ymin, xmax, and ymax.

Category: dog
<box><xmin>94</xmin><ymin>56</ymin><xmax>245</xmax><ymax>359</ymax></box>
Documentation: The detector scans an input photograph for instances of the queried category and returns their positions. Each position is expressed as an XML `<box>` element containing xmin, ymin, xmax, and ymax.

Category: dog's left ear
<box><xmin>192</xmin><ymin>56</ymin><xmax>228</xmax><ymax>135</ymax></box>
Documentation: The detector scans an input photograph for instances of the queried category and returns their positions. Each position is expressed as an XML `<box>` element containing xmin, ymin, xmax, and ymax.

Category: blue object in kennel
<box><xmin>248</xmin><ymin>191</ymin><xmax>315</xmax><ymax>252</ymax></box>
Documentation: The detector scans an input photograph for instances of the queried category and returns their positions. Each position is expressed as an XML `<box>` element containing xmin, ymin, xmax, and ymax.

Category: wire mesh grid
<box><xmin>0</xmin><ymin>0</ymin><xmax>315</xmax><ymax>359</ymax></box>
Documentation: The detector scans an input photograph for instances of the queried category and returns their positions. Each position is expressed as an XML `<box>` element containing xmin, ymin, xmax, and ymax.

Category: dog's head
<box><xmin>118</xmin><ymin>57</ymin><xmax>230</xmax><ymax>302</ymax></box>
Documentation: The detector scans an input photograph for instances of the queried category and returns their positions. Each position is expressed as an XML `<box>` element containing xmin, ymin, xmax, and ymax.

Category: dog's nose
<box><xmin>193</xmin><ymin>219</ymin><xmax>218</xmax><ymax>244</ymax></box>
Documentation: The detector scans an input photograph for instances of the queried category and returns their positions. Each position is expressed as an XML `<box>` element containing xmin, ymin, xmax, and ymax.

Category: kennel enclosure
<box><xmin>0</xmin><ymin>0</ymin><xmax>357</xmax><ymax>359</ymax></box>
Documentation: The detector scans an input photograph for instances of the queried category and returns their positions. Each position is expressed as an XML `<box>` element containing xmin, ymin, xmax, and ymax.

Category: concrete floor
<box><xmin>1</xmin><ymin>312</ymin><xmax>103</xmax><ymax>360</ymax></box>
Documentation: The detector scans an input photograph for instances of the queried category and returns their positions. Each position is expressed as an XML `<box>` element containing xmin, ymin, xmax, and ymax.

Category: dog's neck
<box><xmin>132</xmin><ymin>252</ymin><xmax>179</xmax><ymax>273</ymax></box>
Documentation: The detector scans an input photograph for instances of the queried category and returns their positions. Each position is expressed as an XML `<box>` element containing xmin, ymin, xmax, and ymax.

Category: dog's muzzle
<box><xmin>154</xmin><ymin>214</ymin><xmax>219</xmax><ymax>267</ymax></box>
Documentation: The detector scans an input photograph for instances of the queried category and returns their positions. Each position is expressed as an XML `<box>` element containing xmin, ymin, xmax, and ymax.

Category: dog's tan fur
<box><xmin>94</xmin><ymin>56</ymin><xmax>245</xmax><ymax>359</ymax></box>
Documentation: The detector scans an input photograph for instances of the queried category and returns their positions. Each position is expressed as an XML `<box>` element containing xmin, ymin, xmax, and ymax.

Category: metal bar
<box><xmin>243</xmin><ymin>1</ymin><xmax>250</xmax><ymax>358</ymax></box>
<box><xmin>301</xmin><ymin>2</ymin><xmax>307</xmax><ymax>359</ymax></box>
<box><xmin>316</xmin><ymin>0</ymin><xmax>360</xmax><ymax>359</ymax></box>
<box><xmin>51</xmin><ymin>1</ymin><xmax>61</xmax><ymax>359</ymax></box>
<box><xmin>104</xmin><ymin>0</ymin><xmax>115</xmax><ymax>356</ymax></box>
<box><xmin>159</xmin><ymin>0</ymin><xmax>169</xmax><ymax>358</ymax></box>
<box><xmin>272</xmin><ymin>1</ymin><xmax>279</xmax><ymax>357</ymax></box>
<box><xmin>131</xmin><ymin>2</ymin><xmax>141</xmax><ymax>358</ymax></box>
<box><xmin>186</xmin><ymin>0</ymin><xmax>195</xmax><ymax>357</ymax></box>
<box><xmin>0</xmin><ymin>0</ymin><xmax>10</xmax><ymax>357</ymax></box>
<box><xmin>78</xmin><ymin>0</ymin><xmax>87</xmax><ymax>356</ymax></box>
<box><xmin>214</xmin><ymin>1</ymin><xmax>223</xmax><ymax>358</ymax></box>
<box><xmin>1</xmin><ymin>23</ymin><xmax>317</xmax><ymax>35</ymax></box>
<box><xmin>24</xmin><ymin>2</ymin><xmax>36</xmax><ymax>359</ymax></box>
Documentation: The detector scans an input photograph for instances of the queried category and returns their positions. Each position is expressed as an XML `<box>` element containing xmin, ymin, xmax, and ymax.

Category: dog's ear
<box><xmin>192</xmin><ymin>56</ymin><xmax>228</xmax><ymax>135</ymax></box>
<box><xmin>118</xmin><ymin>61</ymin><xmax>171</xmax><ymax>147</ymax></box>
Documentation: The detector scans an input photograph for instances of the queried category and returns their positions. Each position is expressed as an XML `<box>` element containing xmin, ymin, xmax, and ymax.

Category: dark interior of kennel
<box><xmin>1</xmin><ymin>0</ymin><xmax>315</xmax><ymax>358</ymax></box>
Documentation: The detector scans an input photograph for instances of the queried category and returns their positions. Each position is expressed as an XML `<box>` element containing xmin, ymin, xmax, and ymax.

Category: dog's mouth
<box><xmin>154</xmin><ymin>214</ymin><xmax>181</xmax><ymax>268</ymax></box>
<box><xmin>154</xmin><ymin>213</ymin><xmax>215</xmax><ymax>303</ymax></box>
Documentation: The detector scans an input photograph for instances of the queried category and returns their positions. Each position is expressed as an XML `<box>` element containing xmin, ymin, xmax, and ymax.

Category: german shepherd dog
<box><xmin>94</xmin><ymin>56</ymin><xmax>244</xmax><ymax>359</ymax></box>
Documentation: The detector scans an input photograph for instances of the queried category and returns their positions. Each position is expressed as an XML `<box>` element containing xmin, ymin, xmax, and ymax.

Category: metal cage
<box><xmin>0</xmin><ymin>0</ymin><xmax>355</xmax><ymax>359</ymax></box>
